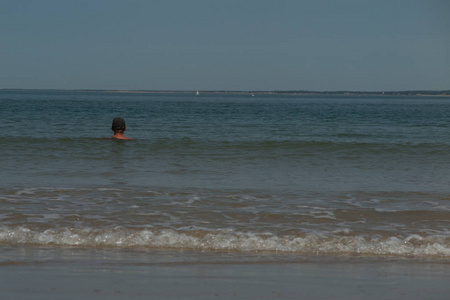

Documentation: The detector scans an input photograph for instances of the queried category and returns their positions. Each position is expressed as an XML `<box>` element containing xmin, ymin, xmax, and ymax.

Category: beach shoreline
<box><xmin>1</xmin><ymin>246</ymin><xmax>450</xmax><ymax>299</ymax></box>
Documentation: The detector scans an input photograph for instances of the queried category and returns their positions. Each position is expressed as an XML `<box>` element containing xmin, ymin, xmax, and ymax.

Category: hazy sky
<box><xmin>1</xmin><ymin>0</ymin><xmax>448</xmax><ymax>91</ymax></box>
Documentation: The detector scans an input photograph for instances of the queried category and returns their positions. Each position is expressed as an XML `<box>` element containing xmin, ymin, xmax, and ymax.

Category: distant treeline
<box><xmin>2</xmin><ymin>89</ymin><xmax>449</xmax><ymax>96</ymax></box>
<box><xmin>268</xmin><ymin>90</ymin><xmax>450</xmax><ymax>96</ymax></box>
<box><xmin>188</xmin><ymin>90</ymin><xmax>450</xmax><ymax>96</ymax></box>
<box><xmin>205</xmin><ymin>90</ymin><xmax>450</xmax><ymax>96</ymax></box>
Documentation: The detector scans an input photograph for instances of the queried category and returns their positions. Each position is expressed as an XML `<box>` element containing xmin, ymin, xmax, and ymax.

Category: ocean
<box><xmin>1</xmin><ymin>89</ymin><xmax>450</xmax><ymax>259</ymax></box>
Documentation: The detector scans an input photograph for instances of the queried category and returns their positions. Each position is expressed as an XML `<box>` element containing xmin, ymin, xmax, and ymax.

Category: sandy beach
<box><xmin>1</xmin><ymin>246</ymin><xmax>450</xmax><ymax>300</ymax></box>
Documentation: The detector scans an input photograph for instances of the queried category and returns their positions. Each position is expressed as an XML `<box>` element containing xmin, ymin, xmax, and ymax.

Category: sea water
<box><xmin>1</xmin><ymin>89</ymin><xmax>450</xmax><ymax>258</ymax></box>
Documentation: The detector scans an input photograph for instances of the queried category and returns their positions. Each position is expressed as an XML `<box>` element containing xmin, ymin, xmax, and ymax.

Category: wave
<box><xmin>4</xmin><ymin>136</ymin><xmax>449</xmax><ymax>153</ymax></box>
<box><xmin>1</xmin><ymin>226</ymin><xmax>449</xmax><ymax>258</ymax></box>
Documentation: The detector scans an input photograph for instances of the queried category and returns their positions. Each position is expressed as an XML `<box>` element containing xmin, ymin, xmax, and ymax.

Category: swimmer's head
<box><xmin>111</xmin><ymin>117</ymin><xmax>126</xmax><ymax>132</ymax></box>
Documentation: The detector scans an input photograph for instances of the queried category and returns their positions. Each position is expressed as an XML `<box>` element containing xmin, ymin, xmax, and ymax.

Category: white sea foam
<box><xmin>1</xmin><ymin>226</ymin><xmax>450</xmax><ymax>258</ymax></box>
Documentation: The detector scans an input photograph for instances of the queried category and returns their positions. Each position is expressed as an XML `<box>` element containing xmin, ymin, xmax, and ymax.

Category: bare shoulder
<box><xmin>110</xmin><ymin>134</ymin><xmax>132</xmax><ymax>140</ymax></box>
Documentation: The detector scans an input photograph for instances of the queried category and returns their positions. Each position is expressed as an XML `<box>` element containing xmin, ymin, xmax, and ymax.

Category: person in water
<box><xmin>110</xmin><ymin>117</ymin><xmax>131</xmax><ymax>140</ymax></box>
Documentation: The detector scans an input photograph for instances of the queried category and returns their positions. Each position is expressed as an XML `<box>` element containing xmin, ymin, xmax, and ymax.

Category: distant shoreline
<box><xmin>1</xmin><ymin>88</ymin><xmax>449</xmax><ymax>97</ymax></box>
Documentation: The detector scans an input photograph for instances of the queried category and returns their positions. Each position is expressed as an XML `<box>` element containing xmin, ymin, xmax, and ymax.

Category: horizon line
<box><xmin>1</xmin><ymin>88</ymin><xmax>450</xmax><ymax>94</ymax></box>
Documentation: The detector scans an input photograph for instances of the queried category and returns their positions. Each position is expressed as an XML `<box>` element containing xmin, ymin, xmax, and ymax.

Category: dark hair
<box><xmin>112</xmin><ymin>117</ymin><xmax>126</xmax><ymax>131</ymax></box>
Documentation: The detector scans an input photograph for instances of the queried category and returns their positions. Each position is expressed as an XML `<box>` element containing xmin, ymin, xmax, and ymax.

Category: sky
<box><xmin>0</xmin><ymin>0</ymin><xmax>448</xmax><ymax>91</ymax></box>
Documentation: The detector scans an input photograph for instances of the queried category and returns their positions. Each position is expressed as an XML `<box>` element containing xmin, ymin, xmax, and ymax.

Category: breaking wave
<box><xmin>1</xmin><ymin>226</ymin><xmax>450</xmax><ymax>258</ymax></box>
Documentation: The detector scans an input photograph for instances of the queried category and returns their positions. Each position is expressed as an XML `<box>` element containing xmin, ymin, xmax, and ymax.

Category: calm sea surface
<box><xmin>1</xmin><ymin>90</ymin><xmax>450</xmax><ymax>258</ymax></box>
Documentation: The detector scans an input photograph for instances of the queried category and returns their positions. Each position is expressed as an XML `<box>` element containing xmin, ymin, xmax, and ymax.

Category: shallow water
<box><xmin>1</xmin><ymin>90</ymin><xmax>450</xmax><ymax>258</ymax></box>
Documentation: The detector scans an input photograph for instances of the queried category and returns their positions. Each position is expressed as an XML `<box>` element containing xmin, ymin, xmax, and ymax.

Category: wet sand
<box><xmin>1</xmin><ymin>247</ymin><xmax>450</xmax><ymax>299</ymax></box>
